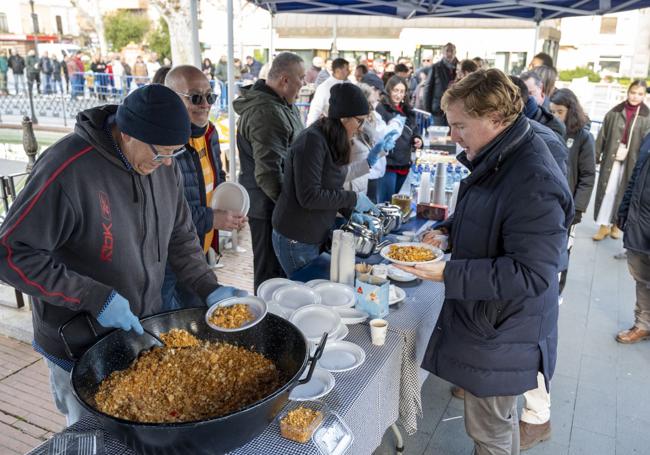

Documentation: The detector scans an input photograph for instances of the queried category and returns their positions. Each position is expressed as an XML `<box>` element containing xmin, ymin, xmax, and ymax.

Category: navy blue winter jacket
<box><xmin>176</xmin><ymin>123</ymin><xmax>226</xmax><ymax>245</ymax></box>
<box><xmin>422</xmin><ymin>115</ymin><xmax>574</xmax><ymax>398</ymax></box>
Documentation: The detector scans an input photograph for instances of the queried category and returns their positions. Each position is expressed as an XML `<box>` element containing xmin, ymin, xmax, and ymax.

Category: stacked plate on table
<box><xmin>289</xmin><ymin>305</ymin><xmax>347</xmax><ymax>343</ymax></box>
<box><xmin>211</xmin><ymin>182</ymin><xmax>250</xmax><ymax>216</ymax></box>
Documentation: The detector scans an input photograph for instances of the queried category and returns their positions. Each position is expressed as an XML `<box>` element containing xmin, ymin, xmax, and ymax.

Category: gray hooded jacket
<box><xmin>0</xmin><ymin>105</ymin><xmax>219</xmax><ymax>365</ymax></box>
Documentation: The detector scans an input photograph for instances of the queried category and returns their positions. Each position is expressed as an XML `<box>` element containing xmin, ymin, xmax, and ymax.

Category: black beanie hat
<box><xmin>328</xmin><ymin>83</ymin><xmax>370</xmax><ymax>119</ymax></box>
<box><xmin>116</xmin><ymin>84</ymin><xmax>191</xmax><ymax>146</ymax></box>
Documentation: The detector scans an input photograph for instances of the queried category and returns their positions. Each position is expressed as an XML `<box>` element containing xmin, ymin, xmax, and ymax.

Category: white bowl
<box><xmin>205</xmin><ymin>296</ymin><xmax>267</xmax><ymax>332</ymax></box>
<box><xmin>211</xmin><ymin>181</ymin><xmax>249</xmax><ymax>215</ymax></box>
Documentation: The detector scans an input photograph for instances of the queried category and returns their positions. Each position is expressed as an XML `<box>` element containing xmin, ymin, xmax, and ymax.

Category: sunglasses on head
<box><xmin>176</xmin><ymin>91</ymin><xmax>218</xmax><ymax>105</ymax></box>
<box><xmin>149</xmin><ymin>144</ymin><xmax>187</xmax><ymax>162</ymax></box>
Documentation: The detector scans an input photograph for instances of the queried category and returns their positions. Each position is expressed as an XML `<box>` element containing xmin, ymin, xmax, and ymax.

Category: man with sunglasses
<box><xmin>162</xmin><ymin>65</ymin><xmax>248</xmax><ymax>309</ymax></box>
<box><xmin>0</xmin><ymin>84</ymin><xmax>242</xmax><ymax>425</ymax></box>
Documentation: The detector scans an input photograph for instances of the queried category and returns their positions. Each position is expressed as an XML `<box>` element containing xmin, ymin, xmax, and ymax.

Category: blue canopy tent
<box><xmin>250</xmin><ymin>0</ymin><xmax>650</xmax><ymax>21</ymax></box>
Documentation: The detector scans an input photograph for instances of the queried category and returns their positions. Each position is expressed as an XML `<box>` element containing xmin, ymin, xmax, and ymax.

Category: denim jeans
<box><xmin>161</xmin><ymin>263</ymin><xmax>204</xmax><ymax>311</ymax></box>
<box><xmin>376</xmin><ymin>170</ymin><xmax>408</xmax><ymax>203</ymax></box>
<box><xmin>45</xmin><ymin>359</ymin><xmax>90</xmax><ymax>426</ymax></box>
<box><xmin>272</xmin><ymin>229</ymin><xmax>320</xmax><ymax>277</ymax></box>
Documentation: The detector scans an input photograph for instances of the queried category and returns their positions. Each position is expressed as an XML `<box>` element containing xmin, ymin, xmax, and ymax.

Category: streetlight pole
<box><xmin>28</xmin><ymin>0</ymin><xmax>39</xmax><ymax>124</ymax></box>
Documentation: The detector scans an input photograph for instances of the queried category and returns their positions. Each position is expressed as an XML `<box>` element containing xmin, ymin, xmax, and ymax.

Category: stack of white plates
<box><xmin>318</xmin><ymin>341</ymin><xmax>366</xmax><ymax>372</ymax></box>
<box><xmin>211</xmin><ymin>182</ymin><xmax>250</xmax><ymax>216</ymax></box>
<box><xmin>272</xmin><ymin>284</ymin><xmax>322</xmax><ymax>314</ymax></box>
<box><xmin>289</xmin><ymin>304</ymin><xmax>349</xmax><ymax>343</ymax></box>
<box><xmin>313</xmin><ymin>282</ymin><xmax>356</xmax><ymax>309</ymax></box>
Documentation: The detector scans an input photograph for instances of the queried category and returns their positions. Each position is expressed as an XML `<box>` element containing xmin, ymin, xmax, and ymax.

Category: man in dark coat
<box><xmin>163</xmin><ymin>65</ymin><xmax>248</xmax><ymax>310</ymax></box>
<box><xmin>423</xmin><ymin>43</ymin><xmax>458</xmax><ymax>126</ymax></box>
<box><xmin>233</xmin><ymin>52</ymin><xmax>305</xmax><ymax>291</ymax></box>
<box><xmin>616</xmin><ymin>131</ymin><xmax>650</xmax><ymax>344</ymax></box>
<box><xmin>399</xmin><ymin>69</ymin><xmax>573</xmax><ymax>454</ymax></box>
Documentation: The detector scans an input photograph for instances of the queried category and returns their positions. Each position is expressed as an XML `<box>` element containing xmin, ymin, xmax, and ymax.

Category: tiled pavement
<box><xmin>1</xmin><ymin>214</ymin><xmax>649</xmax><ymax>454</ymax></box>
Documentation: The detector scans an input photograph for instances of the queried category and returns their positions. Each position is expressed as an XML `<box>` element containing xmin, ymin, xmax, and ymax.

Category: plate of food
<box><xmin>379</xmin><ymin>242</ymin><xmax>443</xmax><ymax>266</ymax></box>
<box><xmin>205</xmin><ymin>296</ymin><xmax>267</xmax><ymax>332</ymax></box>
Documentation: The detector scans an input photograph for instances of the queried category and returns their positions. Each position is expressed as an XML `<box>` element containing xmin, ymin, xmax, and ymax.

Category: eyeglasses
<box><xmin>149</xmin><ymin>144</ymin><xmax>187</xmax><ymax>162</ymax></box>
<box><xmin>354</xmin><ymin>117</ymin><xmax>366</xmax><ymax>128</ymax></box>
<box><xmin>176</xmin><ymin>91</ymin><xmax>218</xmax><ymax>105</ymax></box>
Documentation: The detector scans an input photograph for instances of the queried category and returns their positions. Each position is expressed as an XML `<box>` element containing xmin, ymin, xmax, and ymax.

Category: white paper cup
<box><xmin>370</xmin><ymin>319</ymin><xmax>388</xmax><ymax>346</ymax></box>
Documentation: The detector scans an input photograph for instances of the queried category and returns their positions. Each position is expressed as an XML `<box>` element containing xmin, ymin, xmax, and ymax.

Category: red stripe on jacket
<box><xmin>0</xmin><ymin>146</ymin><xmax>94</xmax><ymax>304</ymax></box>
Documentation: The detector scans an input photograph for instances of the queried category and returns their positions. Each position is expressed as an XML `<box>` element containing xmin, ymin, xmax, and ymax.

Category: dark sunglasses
<box><xmin>176</xmin><ymin>91</ymin><xmax>218</xmax><ymax>105</ymax></box>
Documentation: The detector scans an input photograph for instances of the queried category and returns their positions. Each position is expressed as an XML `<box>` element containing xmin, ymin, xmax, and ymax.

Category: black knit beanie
<box><xmin>328</xmin><ymin>83</ymin><xmax>370</xmax><ymax>119</ymax></box>
<box><xmin>116</xmin><ymin>84</ymin><xmax>191</xmax><ymax>146</ymax></box>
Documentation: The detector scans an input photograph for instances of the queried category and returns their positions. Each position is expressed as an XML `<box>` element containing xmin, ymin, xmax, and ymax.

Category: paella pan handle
<box><xmin>59</xmin><ymin>313</ymin><xmax>98</xmax><ymax>362</ymax></box>
<box><xmin>298</xmin><ymin>332</ymin><xmax>328</xmax><ymax>385</ymax></box>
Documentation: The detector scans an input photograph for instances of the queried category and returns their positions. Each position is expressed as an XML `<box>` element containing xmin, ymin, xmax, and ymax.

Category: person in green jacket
<box><xmin>0</xmin><ymin>49</ymin><xmax>8</xmax><ymax>95</ymax></box>
<box><xmin>234</xmin><ymin>52</ymin><xmax>305</xmax><ymax>291</ymax></box>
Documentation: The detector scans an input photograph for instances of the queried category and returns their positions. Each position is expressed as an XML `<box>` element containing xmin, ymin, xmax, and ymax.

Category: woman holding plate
<box><xmin>272</xmin><ymin>83</ymin><xmax>380</xmax><ymax>276</ymax></box>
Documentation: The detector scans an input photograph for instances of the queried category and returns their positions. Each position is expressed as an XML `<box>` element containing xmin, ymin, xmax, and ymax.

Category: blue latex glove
<box><xmin>354</xmin><ymin>193</ymin><xmax>380</xmax><ymax>216</ymax></box>
<box><xmin>350</xmin><ymin>212</ymin><xmax>379</xmax><ymax>233</ymax></box>
<box><xmin>206</xmin><ymin>286</ymin><xmax>248</xmax><ymax>307</ymax></box>
<box><xmin>367</xmin><ymin>142</ymin><xmax>383</xmax><ymax>167</ymax></box>
<box><xmin>97</xmin><ymin>291</ymin><xmax>144</xmax><ymax>335</ymax></box>
<box><xmin>382</xmin><ymin>130</ymin><xmax>400</xmax><ymax>151</ymax></box>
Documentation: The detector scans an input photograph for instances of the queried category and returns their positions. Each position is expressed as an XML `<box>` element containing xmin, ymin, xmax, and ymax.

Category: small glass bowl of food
<box><xmin>205</xmin><ymin>296</ymin><xmax>267</xmax><ymax>332</ymax></box>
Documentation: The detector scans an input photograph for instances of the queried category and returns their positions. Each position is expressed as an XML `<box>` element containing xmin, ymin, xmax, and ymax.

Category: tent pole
<box><xmin>269</xmin><ymin>13</ymin><xmax>275</xmax><ymax>60</ymax></box>
<box><xmin>226</xmin><ymin>0</ymin><xmax>244</xmax><ymax>252</ymax></box>
<box><xmin>189</xmin><ymin>0</ymin><xmax>201</xmax><ymax>67</ymax></box>
<box><xmin>532</xmin><ymin>21</ymin><xmax>540</xmax><ymax>57</ymax></box>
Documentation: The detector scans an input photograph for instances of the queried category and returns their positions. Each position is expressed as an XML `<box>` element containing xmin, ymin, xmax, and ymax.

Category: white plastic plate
<box><xmin>289</xmin><ymin>367</ymin><xmax>335</xmax><ymax>401</ymax></box>
<box><xmin>211</xmin><ymin>181</ymin><xmax>249</xmax><ymax>215</ymax></box>
<box><xmin>389</xmin><ymin>285</ymin><xmax>406</xmax><ymax>306</ymax></box>
<box><xmin>313</xmin><ymin>282</ymin><xmax>356</xmax><ymax>309</ymax></box>
<box><xmin>334</xmin><ymin>307</ymin><xmax>369</xmax><ymax>325</ymax></box>
<box><xmin>289</xmin><ymin>304</ymin><xmax>341</xmax><ymax>340</ymax></box>
<box><xmin>256</xmin><ymin>278</ymin><xmax>293</xmax><ymax>303</ymax></box>
<box><xmin>318</xmin><ymin>341</ymin><xmax>366</xmax><ymax>372</ymax></box>
<box><xmin>379</xmin><ymin>242</ymin><xmax>443</xmax><ymax>266</ymax></box>
<box><xmin>205</xmin><ymin>296</ymin><xmax>267</xmax><ymax>332</ymax></box>
<box><xmin>273</xmin><ymin>284</ymin><xmax>322</xmax><ymax>312</ymax></box>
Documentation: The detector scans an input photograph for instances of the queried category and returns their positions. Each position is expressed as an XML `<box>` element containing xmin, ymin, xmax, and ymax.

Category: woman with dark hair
<box><xmin>549</xmin><ymin>88</ymin><xmax>596</xmax><ymax>293</ymax></box>
<box><xmin>272</xmin><ymin>83</ymin><xmax>379</xmax><ymax>276</ymax></box>
<box><xmin>375</xmin><ymin>75</ymin><xmax>421</xmax><ymax>202</ymax></box>
<box><xmin>549</xmin><ymin>88</ymin><xmax>596</xmax><ymax>226</ymax></box>
<box><xmin>202</xmin><ymin>58</ymin><xmax>214</xmax><ymax>80</ymax></box>
<box><xmin>593</xmin><ymin>80</ymin><xmax>650</xmax><ymax>241</ymax></box>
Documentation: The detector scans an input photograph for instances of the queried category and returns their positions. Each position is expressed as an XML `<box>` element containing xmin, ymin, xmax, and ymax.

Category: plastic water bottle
<box><xmin>454</xmin><ymin>166</ymin><xmax>463</xmax><ymax>184</ymax></box>
<box><xmin>445</xmin><ymin>164</ymin><xmax>454</xmax><ymax>191</ymax></box>
<box><xmin>462</xmin><ymin>168</ymin><xmax>470</xmax><ymax>179</ymax></box>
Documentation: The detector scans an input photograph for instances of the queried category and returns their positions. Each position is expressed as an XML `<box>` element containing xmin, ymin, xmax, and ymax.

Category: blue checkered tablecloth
<box><xmin>28</xmin><ymin>325</ymin><xmax>404</xmax><ymax>455</ymax></box>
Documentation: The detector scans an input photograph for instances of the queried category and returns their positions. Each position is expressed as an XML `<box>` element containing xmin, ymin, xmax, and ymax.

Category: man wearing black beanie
<box><xmin>0</xmin><ymin>84</ymin><xmax>242</xmax><ymax>426</ymax></box>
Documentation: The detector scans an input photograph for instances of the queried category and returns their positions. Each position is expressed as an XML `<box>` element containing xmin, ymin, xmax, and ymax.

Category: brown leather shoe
<box><xmin>610</xmin><ymin>225</ymin><xmax>623</xmax><ymax>239</ymax></box>
<box><xmin>520</xmin><ymin>420</ymin><xmax>551</xmax><ymax>451</ymax></box>
<box><xmin>616</xmin><ymin>327</ymin><xmax>650</xmax><ymax>344</ymax></box>
<box><xmin>451</xmin><ymin>386</ymin><xmax>465</xmax><ymax>399</ymax></box>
